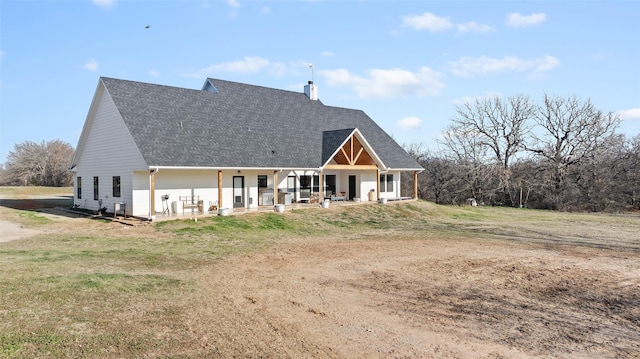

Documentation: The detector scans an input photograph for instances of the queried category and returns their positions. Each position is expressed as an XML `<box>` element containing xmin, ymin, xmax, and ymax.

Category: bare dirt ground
<box><xmin>1</xmin><ymin>192</ymin><xmax>639</xmax><ymax>358</ymax></box>
<box><xmin>0</xmin><ymin>218</ymin><xmax>42</xmax><ymax>242</ymax></box>
<box><xmin>185</xmin><ymin>236</ymin><xmax>639</xmax><ymax>359</ymax></box>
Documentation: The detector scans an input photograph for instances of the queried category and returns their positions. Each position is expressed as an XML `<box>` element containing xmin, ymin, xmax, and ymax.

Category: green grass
<box><xmin>1</xmin><ymin>199</ymin><xmax>639</xmax><ymax>358</ymax></box>
<box><xmin>16</xmin><ymin>211</ymin><xmax>52</xmax><ymax>226</ymax></box>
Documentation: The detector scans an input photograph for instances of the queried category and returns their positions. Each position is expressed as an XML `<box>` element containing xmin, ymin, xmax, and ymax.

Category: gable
<box><xmin>72</xmin><ymin>80</ymin><xmax>146</xmax><ymax>171</ymax></box>
<box><xmin>322</xmin><ymin>128</ymin><xmax>383</xmax><ymax>169</ymax></box>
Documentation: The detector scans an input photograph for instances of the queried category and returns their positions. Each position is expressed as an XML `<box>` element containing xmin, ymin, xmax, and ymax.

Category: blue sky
<box><xmin>1</xmin><ymin>0</ymin><xmax>639</xmax><ymax>164</ymax></box>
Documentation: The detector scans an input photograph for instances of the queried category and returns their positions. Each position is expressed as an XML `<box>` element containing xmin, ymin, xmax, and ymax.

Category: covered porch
<box><xmin>134</xmin><ymin>167</ymin><xmax>419</xmax><ymax>220</ymax></box>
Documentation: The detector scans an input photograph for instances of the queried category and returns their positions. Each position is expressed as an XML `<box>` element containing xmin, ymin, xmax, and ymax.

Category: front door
<box><xmin>348</xmin><ymin>175</ymin><xmax>356</xmax><ymax>201</ymax></box>
<box><xmin>325</xmin><ymin>175</ymin><xmax>336</xmax><ymax>197</ymax></box>
<box><xmin>287</xmin><ymin>176</ymin><xmax>297</xmax><ymax>202</ymax></box>
<box><xmin>233</xmin><ymin>176</ymin><xmax>245</xmax><ymax>208</ymax></box>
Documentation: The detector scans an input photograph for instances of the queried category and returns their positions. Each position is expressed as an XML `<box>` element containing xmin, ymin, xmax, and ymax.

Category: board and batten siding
<box><xmin>74</xmin><ymin>83</ymin><xmax>147</xmax><ymax>215</ymax></box>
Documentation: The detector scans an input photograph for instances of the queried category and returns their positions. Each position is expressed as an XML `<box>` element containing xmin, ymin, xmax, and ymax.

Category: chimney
<box><xmin>304</xmin><ymin>80</ymin><xmax>318</xmax><ymax>100</ymax></box>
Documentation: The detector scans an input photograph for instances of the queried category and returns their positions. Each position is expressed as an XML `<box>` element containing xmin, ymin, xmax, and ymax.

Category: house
<box><xmin>70</xmin><ymin>77</ymin><xmax>423</xmax><ymax>219</ymax></box>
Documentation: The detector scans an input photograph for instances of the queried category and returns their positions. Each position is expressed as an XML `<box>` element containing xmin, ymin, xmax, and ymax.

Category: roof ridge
<box><xmin>101</xmin><ymin>76</ymin><xmax>206</xmax><ymax>94</ymax></box>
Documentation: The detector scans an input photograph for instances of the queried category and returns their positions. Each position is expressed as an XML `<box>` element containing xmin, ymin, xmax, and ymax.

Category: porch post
<box><xmin>413</xmin><ymin>171</ymin><xmax>419</xmax><ymax>200</ymax></box>
<box><xmin>218</xmin><ymin>170</ymin><xmax>223</xmax><ymax>209</ymax></box>
<box><xmin>376</xmin><ymin>169</ymin><xmax>381</xmax><ymax>201</ymax></box>
<box><xmin>273</xmin><ymin>171</ymin><xmax>279</xmax><ymax>205</ymax></box>
<box><xmin>319</xmin><ymin>171</ymin><xmax>324</xmax><ymax>201</ymax></box>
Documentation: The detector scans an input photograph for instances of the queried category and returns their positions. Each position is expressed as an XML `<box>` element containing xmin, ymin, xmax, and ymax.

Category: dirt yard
<box><xmin>185</xmin><ymin>235</ymin><xmax>639</xmax><ymax>359</ymax></box>
<box><xmin>1</xmin><ymin>190</ymin><xmax>639</xmax><ymax>358</ymax></box>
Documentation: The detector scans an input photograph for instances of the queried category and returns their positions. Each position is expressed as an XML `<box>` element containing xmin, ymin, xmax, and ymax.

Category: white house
<box><xmin>70</xmin><ymin>77</ymin><xmax>423</xmax><ymax>219</ymax></box>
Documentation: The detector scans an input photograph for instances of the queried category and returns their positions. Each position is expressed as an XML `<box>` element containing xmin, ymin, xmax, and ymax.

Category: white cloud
<box><xmin>186</xmin><ymin>57</ymin><xmax>305</xmax><ymax>78</ymax></box>
<box><xmin>202</xmin><ymin>56</ymin><xmax>269</xmax><ymax>74</ymax></box>
<box><xmin>457</xmin><ymin>21</ymin><xmax>494</xmax><ymax>33</ymax></box>
<box><xmin>149</xmin><ymin>70</ymin><xmax>160</xmax><ymax>77</ymax></box>
<box><xmin>402</xmin><ymin>12</ymin><xmax>454</xmax><ymax>32</ymax></box>
<box><xmin>84</xmin><ymin>59</ymin><xmax>99</xmax><ymax>72</ymax></box>
<box><xmin>92</xmin><ymin>0</ymin><xmax>116</xmax><ymax>9</ymax></box>
<box><xmin>320</xmin><ymin>67</ymin><xmax>445</xmax><ymax>99</ymax></box>
<box><xmin>322</xmin><ymin>51</ymin><xmax>335</xmax><ymax>57</ymax></box>
<box><xmin>268</xmin><ymin>62</ymin><xmax>288</xmax><ymax>77</ymax></box>
<box><xmin>506</xmin><ymin>12</ymin><xmax>547</xmax><ymax>28</ymax></box>
<box><xmin>533</xmin><ymin>55</ymin><xmax>560</xmax><ymax>72</ymax></box>
<box><xmin>227</xmin><ymin>0</ymin><xmax>240</xmax><ymax>8</ymax></box>
<box><xmin>0</xmin><ymin>50</ymin><xmax>4</xmax><ymax>60</ymax></box>
<box><xmin>449</xmin><ymin>55</ymin><xmax>559</xmax><ymax>78</ymax></box>
<box><xmin>618</xmin><ymin>108</ymin><xmax>640</xmax><ymax>121</ymax></box>
<box><xmin>398</xmin><ymin>117</ymin><xmax>422</xmax><ymax>131</ymax></box>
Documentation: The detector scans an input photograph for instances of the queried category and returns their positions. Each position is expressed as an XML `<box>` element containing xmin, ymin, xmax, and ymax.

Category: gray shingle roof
<box><xmin>101</xmin><ymin>77</ymin><xmax>422</xmax><ymax>170</ymax></box>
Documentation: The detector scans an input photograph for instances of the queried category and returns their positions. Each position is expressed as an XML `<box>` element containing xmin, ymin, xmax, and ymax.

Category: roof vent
<box><xmin>304</xmin><ymin>80</ymin><xmax>318</xmax><ymax>101</ymax></box>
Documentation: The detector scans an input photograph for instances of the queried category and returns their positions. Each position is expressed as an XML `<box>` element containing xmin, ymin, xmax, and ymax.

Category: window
<box><xmin>77</xmin><ymin>177</ymin><xmax>82</xmax><ymax>199</ymax></box>
<box><xmin>300</xmin><ymin>175</ymin><xmax>311</xmax><ymax>190</ymax></box>
<box><xmin>312</xmin><ymin>175</ymin><xmax>319</xmax><ymax>193</ymax></box>
<box><xmin>380</xmin><ymin>174</ymin><xmax>394</xmax><ymax>193</ymax></box>
<box><xmin>299</xmin><ymin>175</ymin><xmax>311</xmax><ymax>200</ymax></box>
<box><xmin>112</xmin><ymin>176</ymin><xmax>121</xmax><ymax>198</ymax></box>
<box><xmin>257</xmin><ymin>175</ymin><xmax>267</xmax><ymax>189</ymax></box>
<box><xmin>93</xmin><ymin>176</ymin><xmax>99</xmax><ymax>200</ymax></box>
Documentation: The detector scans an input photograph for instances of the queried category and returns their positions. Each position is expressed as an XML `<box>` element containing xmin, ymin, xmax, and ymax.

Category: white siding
<box><xmin>359</xmin><ymin>171</ymin><xmax>377</xmax><ymax>202</ymax></box>
<box><xmin>153</xmin><ymin>170</ymin><xmax>218</xmax><ymax>214</ymax></box>
<box><xmin>74</xmin><ymin>84</ymin><xmax>147</xmax><ymax>215</ymax></box>
<box><xmin>132</xmin><ymin>171</ymin><xmax>150</xmax><ymax>217</ymax></box>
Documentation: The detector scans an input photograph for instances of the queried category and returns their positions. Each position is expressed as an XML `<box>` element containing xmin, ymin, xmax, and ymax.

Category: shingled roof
<box><xmin>100</xmin><ymin>77</ymin><xmax>422</xmax><ymax>170</ymax></box>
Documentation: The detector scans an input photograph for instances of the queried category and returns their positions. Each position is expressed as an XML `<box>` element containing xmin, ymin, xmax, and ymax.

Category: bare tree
<box><xmin>628</xmin><ymin>134</ymin><xmax>640</xmax><ymax>209</ymax></box>
<box><xmin>3</xmin><ymin>140</ymin><xmax>74</xmax><ymax>186</ymax></box>
<box><xmin>615</xmin><ymin>134</ymin><xmax>640</xmax><ymax>209</ymax></box>
<box><xmin>571</xmin><ymin>135</ymin><xmax>626</xmax><ymax>211</ymax></box>
<box><xmin>453</xmin><ymin>94</ymin><xmax>534</xmax><ymax>169</ymax></box>
<box><xmin>450</xmin><ymin>94</ymin><xmax>535</xmax><ymax>205</ymax></box>
<box><xmin>527</xmin><ymin>94</ymin><xmax>620</xmax><ymax>209</ymax></box>
<box><xmin>439</xmin><ymin>124</ymin><xmax>498</xmax><ymax>204</ymax></box>
<box><xmin>402</xmin><ymin>144</ymin><xmax>461</xmax><ymax>204</ymax></box>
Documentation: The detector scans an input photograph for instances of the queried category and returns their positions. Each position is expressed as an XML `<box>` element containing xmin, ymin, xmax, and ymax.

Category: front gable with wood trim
<box><xmin>322</xmin><ymin>128</ymin><xmax>383</xmax><ymax>171</ymax></box>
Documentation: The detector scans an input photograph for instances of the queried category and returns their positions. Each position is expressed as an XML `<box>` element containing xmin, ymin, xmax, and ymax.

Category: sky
<box><xmin>1</xmin><ymin>0</ymin><xmax>639</xmax><ymax>165</ymax></box>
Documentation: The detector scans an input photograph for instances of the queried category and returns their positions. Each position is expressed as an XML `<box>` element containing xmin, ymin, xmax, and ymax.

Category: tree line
<box><xmin>402</xmin><ymin>94</ymin><xmax>640</xmax><ymax>211</ymax></box>
<box><xmin>0</xmin><ymin>140</ymin><xmax>75</xmax><ymax>187</ymax></box>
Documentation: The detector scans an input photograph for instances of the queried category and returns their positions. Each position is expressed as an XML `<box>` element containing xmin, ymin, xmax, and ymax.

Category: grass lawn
<box><xmin>1</xmin><ymin>187</ymin><xmax>639</xmax><ymax>358</ymax></box>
